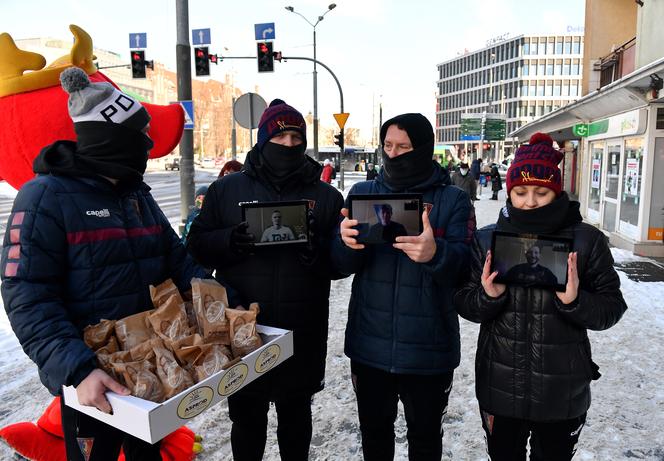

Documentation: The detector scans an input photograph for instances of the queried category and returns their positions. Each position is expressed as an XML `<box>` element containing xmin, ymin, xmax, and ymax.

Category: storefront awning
<box><xmin>511</xmin><ymin>56</ymin><xmax>664</xmax><ymax>142</ymax></box>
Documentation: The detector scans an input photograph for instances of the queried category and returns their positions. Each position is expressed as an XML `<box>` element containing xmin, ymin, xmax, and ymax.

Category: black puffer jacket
<box><xmin>454</xmin><ymin>220</ymin><xmax>627</xmax><ymax>421</ymax></box>
<box><xmin>186</xmin><ymin>147</ymin><xmax>344</xmax><ymax>396</ymax></box>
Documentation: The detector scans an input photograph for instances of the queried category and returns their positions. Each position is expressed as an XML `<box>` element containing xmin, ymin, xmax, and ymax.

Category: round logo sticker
<box><xmin>176</xmin><ymin>386</ymin><xmax>214</xmax><ymax>419</ymax></box>
<box><xmin>254</xmin><ymin>344</ymin><xmax>281</xmax><ymax>373</ymax></box>
<box><xmin>218</xmin><ymin>363</ymin><xmax>249</xmax><ymax>396</ymax></box>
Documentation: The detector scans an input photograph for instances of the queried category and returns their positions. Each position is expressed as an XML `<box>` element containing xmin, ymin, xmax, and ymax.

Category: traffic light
<box><xmin>257</xmin><ymin>42</ymin><xmax>274</xmax><ymax>73</ymax></box>
<box><xmin>194</xmin><ymin>46</ymin><xmax>210</xmax><ymax>76</ymax></box>
<box><xmin>334</xmin><ymin>129</ymin><xmax>345</xmax><ymax>151</ymax></box>
<box><xmin>131</xmin><ymin>50</ymin><xmax>146</xmax><ymax>79</ymax></box>
<box><xmin>209</xmin><ymin>53</ymin><xmax>220</xmax><ymax>65</ymax></box>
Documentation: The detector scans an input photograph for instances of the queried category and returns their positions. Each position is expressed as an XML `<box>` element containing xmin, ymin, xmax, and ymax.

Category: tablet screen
<box><xmin>348</xmin><ymin>193</ymin><xmax>423</xmax><ymax>244</ymax></box>
<box><xmin>241</xmin><ymin>200</ymin><xmax>309</xmax><ymax>246</ymax></box>
<box><xmin>491</xmin><ymin>231</ymin><xmax>572</xmax><ymax>291</ymax></box>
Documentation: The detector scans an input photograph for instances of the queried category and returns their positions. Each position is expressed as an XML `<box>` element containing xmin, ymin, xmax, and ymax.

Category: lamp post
<box><xmin>285</xmin><ymin>3</ymin><xmax>337</xmax><ymax>159</ymax></box>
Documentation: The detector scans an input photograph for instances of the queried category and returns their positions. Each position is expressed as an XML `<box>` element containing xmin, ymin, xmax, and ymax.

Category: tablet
<box><xmin>490</xmin><ymin>230</ymin><xmax>572</xmax><ymax>291</ymax></box>
<box><xmin>348</xmin><ymin>193</ymin><xmax>423</xmax><ymax>244</ymax></box>
<box><xmin>240</xmin><ymin>200</ymin><xmax>309</xmax><ymax>246</ymax></box>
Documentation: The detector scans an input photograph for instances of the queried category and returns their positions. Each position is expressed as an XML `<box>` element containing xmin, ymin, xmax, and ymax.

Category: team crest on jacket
<box><xmin>77</xmin><ymin>437</ymin><xmax>94</xmax><ymax>460</ymax></box>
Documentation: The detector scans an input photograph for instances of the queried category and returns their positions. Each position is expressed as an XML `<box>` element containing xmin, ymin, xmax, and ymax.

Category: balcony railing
<box><xmin>594</xmin><ymin>37</ymin><xmax>636</xmax><ymax>88</ymax></box>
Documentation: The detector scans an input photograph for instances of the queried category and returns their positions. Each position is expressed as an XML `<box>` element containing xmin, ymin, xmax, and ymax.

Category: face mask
<box><xmin>460</xmin><ymin>168</ymin><xmax>469</xmax><ymax>175</ymax></box>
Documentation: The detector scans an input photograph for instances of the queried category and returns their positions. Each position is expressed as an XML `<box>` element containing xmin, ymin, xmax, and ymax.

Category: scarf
<box><xmin>256</xmin><ymin>142</ymin><xmax>307</xmax><ymax>189</ymax></box>
<box><xmin>496</xmin><ymin>192</ymin><xmax>582</xmax><ymax>235</ymax></box>
<box><xmin>381</xmin><ymin>141</ymin><xmax>436</xmax><ymax>190</ymax></box>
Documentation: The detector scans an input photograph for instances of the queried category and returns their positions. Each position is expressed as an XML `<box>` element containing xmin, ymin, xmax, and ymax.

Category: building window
<box><xmin>547</xmin><ymin>40</ymin><xmax>554</xmax><ymax>55</ymax></box>
<box><xmin>531</xmin><ymin>41</ymin><xmax>537</xmax><ymax>55</ymax></box>
<box><xmin>571</xmin><ymin>59</ymin><xmax>580</xmax><ymax>75</ymax></box>
<box><xmin>546</xmin><ymin>60</ymin><xmax>554</xmax><ymax>75</ymax></box>
<box><xmin>522</xmin><ymin>82</ymin><xmax>529</xmax><ymax>96</ymax></box>
<box><xmin>538</xmin><ymin>39</ymin><xmax>546</xmax><ymax>55</ymax></box>
<box><xmin>529</xmin><ymin>104</ymin><xmax>536</xmax><ymax>117</ymax></box>
<box><xmin>563</xmin><ymin>60</ymin><xmax>571</xmax><ymax>75</ymax></box>
<box><xmin>537</xmin><ymin>81</ymin><xmax>545</xmax><ymax>96</ymax></box>
<box><xmin>555</xmin><ymin>60</ymin><xmax>562</xmax><ymax>75</ymax></box>
<box><xmin>554</xmin><ymin>80</ymin><xmax>562</xmax><ymax>96</ymax></box>
<box><xmin>537</xmin><ymin>104</ymin><xmax>544</xmax><ymax>116</ymax></box>
<box><xmin>529</xmin><ymin>62</ymin><xmax>537</xmax><ymax>75</ymax></box>
<box><xmin>564</xmin><ymin>38</ymin><xmax>572</xmax><ymax>54</ymax></box>
<box><xmin>555</xmin><ymin>38</ymin><xmax>563</xmax><ymax>54</ymax></box>
<box><xmin>529</xmin><ymin>82</ymin><xmax>536</xmax><ymax>96</ymax></box>
<box><xmin>572</xmin><ymin>39</ymin><xmax>581</xmax><ymax>54</ymax></box>
<box><xmin>538</xmin><ymin>61</ymin><xmax>545</xmax><ymax>75</ymax></box>
<box><xmin>523</xmin><ymin>41</ymin><xmax>530</xmax><ymax>55</ymax></box>
<box><xmin>545</xmin><ymin>103</ymin><xmax>552</xmax><ymax>114</ymax></box>
<box><xmin>571</xmin><ymin>81</ymin><xmax>579</xmax><ymax>96</ymax></box>
<box><xmin>545</xmin><ymin>81</ymin><xmax>553</xmax><ymax>96</ymax></box>
<box><xmin>561</xmin><ymin>80</ymin><xmax>569</xmax><ymax>96</ymax></box>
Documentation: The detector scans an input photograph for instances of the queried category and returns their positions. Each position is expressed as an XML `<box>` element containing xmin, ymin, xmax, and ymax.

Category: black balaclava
<box><xmin>380</xmin><ymin>113</ymin><xmax>436</xmax><ymax>190</ymax></box>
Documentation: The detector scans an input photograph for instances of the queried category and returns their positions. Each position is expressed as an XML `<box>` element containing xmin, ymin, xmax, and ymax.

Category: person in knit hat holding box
<box><xmin>0</xmin><ymin>67</ymin><xmax>210</xmax><ymax>460</ymax></box>
<box><xmin>187</xmin><ymin>99</ymin><xmax>344</xmax><ymax>460</ymax></box>
<box><xmin>454</xmin><ymin>132</ymin><xmax>627</xmax><ymax>460</ymax></box>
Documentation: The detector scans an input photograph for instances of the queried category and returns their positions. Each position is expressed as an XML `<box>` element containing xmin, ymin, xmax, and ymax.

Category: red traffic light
<box><xmin>209</xmin><ymin>54</ymin><xmax>218</xmax><ymax>64</ymax></box>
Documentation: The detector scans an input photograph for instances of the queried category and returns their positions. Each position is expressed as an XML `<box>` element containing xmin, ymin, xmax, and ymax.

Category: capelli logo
<box><xmin>86</xmin><ymin>209</ymin><xmax>111</xmax><ymax>218</ymax></box>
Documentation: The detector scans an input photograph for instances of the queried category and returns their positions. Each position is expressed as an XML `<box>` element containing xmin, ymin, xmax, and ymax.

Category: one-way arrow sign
<box><xmin>128</xmin><ymin>33</ymin><xmax>147</xmax><ymax>49</ymax></box>
<box><xmin>192</xmin><ymin>28</ymin><xmax>211</xmax><ymax>45</ymax></box>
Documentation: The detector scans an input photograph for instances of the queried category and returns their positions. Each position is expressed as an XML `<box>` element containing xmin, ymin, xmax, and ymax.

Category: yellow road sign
<box><xmin>333</xmin><ymin>112</ymin><xmax>350</xmax><ymax>130</ymax></box>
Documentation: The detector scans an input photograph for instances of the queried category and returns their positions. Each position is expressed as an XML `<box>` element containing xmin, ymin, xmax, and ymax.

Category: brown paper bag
<box><xmin>148</xmin><ymin>295</ymin><xmax>191</xmax><ymax>342</ymax></box>
<box><xmin>114</xmin><ymin>310</ymin><xmax>154</xmax><ymax>350</ymax></box>
<box><xmin>154</xmin><ymin>344</ymin><xmax>195</xmax><ymax>399</ymax></box>
<box><xmin>83</xmin><ymin>319</ymin><xmax>116</xmax><ymax>350</ymax></box>
<box><xmin>112</xmin><ymin>360</ymin><xmax>165</xmax><ymax>403</ymax></box>
<box><xmin>193</xmin><ymin>344</ymin><xmax>232</xmax><ymax>382</ymax></box>
<box><xmin>149</xmin><ymin>279</ymin><xmax>184</xmax><ymax>308</ymax></box>
<box><xmin>191</xmin><ymin>278</ymin><xmax>230</xmax><ymax>343</ymax></box>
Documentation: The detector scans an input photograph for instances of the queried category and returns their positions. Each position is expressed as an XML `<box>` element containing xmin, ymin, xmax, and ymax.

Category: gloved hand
<box><xmin>298</xmin><ymin>209</ymin><xmax>318</xmax><ymax>265</ymax></box>
<box><xmin>230</xmin><ymin>222</ymin><xmax>255</xmax><ymax>254</ymax></box>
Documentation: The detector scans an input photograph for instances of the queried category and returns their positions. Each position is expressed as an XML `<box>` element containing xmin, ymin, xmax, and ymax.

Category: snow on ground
<box><xmin>0</xmin><ymin>184</ymin><xmax>663</xmax><ymax>459</ymax></box>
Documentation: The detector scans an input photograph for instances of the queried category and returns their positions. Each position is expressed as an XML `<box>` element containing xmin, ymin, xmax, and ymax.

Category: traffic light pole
<box><xmin>176</xmin><ymin>0</ymin><xmax>195</xmax><ymax>232</ymax></box>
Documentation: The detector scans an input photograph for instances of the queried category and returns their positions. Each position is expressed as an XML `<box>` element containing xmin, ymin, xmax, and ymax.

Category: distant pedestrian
<box><xmin>218</xmin><ymin>159</ymin><xmax>243</xmax><ymax>178</ymax></box>
<box><xmin>451</xmin><ymin>162</ymin><xmax>477</xmax><ymax>205</ymax></box>
<box><xmin>181</xmin><ymin>185</ymin><xmax>208</xmax><ymax>243</ymax></box>
<box><xmin>365</xmin><ymin>162</ymin><xmax>378</xmax><ymax>180</ymax></box>
<box><xmin>321</xmin><ymin>158</ymin><xmax>334</xmax><ymax>184</ymax></box>
<box><xmin>490</xmin><ymin>163</ymin><xmax>502</xmax><ymax>200</ymax></box>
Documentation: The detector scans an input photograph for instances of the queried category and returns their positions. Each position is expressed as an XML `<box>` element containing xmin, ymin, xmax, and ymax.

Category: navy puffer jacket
<box><xmin>454</xmin><ymin>223</ymin><xmax>627</xmax><ymax>421</ymax></box>
<box><xmin>1</xmin><ymin>174</ymin><xmax>207</xmax><ymax>395</ymax></box>
<box><xmin>332</xmin><ymin>165</ymin><xmax>475</xmax><ymax>374</ymax></box>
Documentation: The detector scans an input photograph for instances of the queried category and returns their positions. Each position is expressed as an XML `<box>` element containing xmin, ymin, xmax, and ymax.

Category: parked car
<box><xmin>201</xmin><ymin>158</ymin><xmax>215</xmax><ymax>169</ymax></box>
<box><xmin>165</xmin><ymin>158</ymin><xmax>180</xmax><ymax>171</ymax></box>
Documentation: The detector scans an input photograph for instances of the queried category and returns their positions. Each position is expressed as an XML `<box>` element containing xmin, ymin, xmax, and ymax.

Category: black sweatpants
<box><xmin>480</xmin><ymin>408</ymin><xmax>587</xmax><ymax>461</ymax></box>
<box><xmin>351</xmin><ymin>360</ymin><xmax>454</xmax><ymax>461</ymax></box>
<box><xmin>227</xmin><ymin>388</ymin><xmax>314</xmax><ymax>461</ymax></box>
<box><xmin>60</xmin><ymin>396</ymin><xmax>161</xmax><ymax>461</ymax></box>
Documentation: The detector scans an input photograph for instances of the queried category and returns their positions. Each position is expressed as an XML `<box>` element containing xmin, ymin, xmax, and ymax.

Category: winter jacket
<box><xmin>186</xmin><ymin>147</ymin><xmax>344</xmax><ymax>396</ymax></box>
<box><xmin>366</xmin><ymin>169</ymin><xmax>378</xmax><ymax>181</ymax></box>
<box><xmin>1</xmin><ymin>174</ymin><xmax>207</xmax><ymax>396</ymax></box>
<box><xmin>454</xmin><ymin>222</ymin><xmax>627</xmax><ymax>421</ymax></box>
<box><xmin>490</xmin><ymin>164</ymin><xmax>503</xmax><ymax>192</ymax></box>
<box><xmin>451</xmin><ymin>171</ymin><xmax>477</xmax><ymax>201</ymax></box>
<box><xmin>331</xmin><ymin>165</ymin><xmax>475</xmax><ymax>375</ymax></box>
<box><xmin>470</xmin><ymin>159</ymin><xmax>482</xmax><ymax>180</ymax></box>
<box><xmin>321</xmin><ymin>164</ymin><xmax>334</xmax><ymax>184</ymax></box>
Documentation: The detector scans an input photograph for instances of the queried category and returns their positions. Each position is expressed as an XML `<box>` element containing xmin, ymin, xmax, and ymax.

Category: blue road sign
<box><xmin>180</xmin><ymin>100</ymin><xmax>194</xmax><ymax>130</ymax></box>
<box><xmin>129</xmin><ymin>33</ymin><xmax>147</xmax><ymax>49</ymax></box>
<box><xmin>192</xmin><ymin>28</ymin><xmax>211</xmax><ymax>45</ymax></box>
<box><xmin>460</xmin><ymin>135</ymin><xmax>482</xmax><ymax>141</ymax></box>
<box><xmin>254</xmin><ymin>23</ymin><xmax>275</xmax><ymax>41</ymax></box>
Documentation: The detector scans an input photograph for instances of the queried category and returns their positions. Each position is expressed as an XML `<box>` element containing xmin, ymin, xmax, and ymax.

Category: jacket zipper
<box><xmin>390</xmin><ymin>256</ymin><xmax>401</xmax><ymax>373</ymax></box>
<box><xmin>525</xmin><ymin>287</ymin><xmax>532</xmax><ymax>416</ymax></box>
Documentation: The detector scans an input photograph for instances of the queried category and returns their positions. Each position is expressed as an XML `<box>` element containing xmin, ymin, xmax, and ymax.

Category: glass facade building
<box><xmin>435</xmin><ymin>34</ymin><xmax>584</xmax><ymax>144</ymax></box>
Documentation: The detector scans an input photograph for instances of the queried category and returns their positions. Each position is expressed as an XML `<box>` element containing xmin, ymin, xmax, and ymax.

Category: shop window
<box><xmin>656</xmin><ymin>108</ymin><xmax>664</xmax><ymax>129</ymax></box>
<box><xmin>620</xmin><ymin>138</ymin><xmax>644</xmax><ymax>230</ymax></box>
<box><xmin>589</xmin><ymin>142</ymin><xmax>604</xmax><ymax>214</ymax></box>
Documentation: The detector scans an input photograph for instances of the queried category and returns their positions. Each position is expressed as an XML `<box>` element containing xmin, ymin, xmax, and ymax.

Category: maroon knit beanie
<box><xmin>257</xmin><ymin>99</ymin><xmax>307</xmax><ymax>150</ymax></box>
<box><xmin>506</xmin><ymin>132</ymin><xmax>563</xmax><ymax>196</ymax></box>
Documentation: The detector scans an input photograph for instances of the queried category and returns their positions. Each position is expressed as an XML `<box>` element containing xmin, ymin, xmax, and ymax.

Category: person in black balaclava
<box><xmin>1</xmin><ymin>67</ymin><xmax>210</xmax><ymax>461</ymax></box>
<box><xmin>187</xmin><ymin>99</ymin><xmax>344</xmax><ymax>461</ymax></box>
<box><xmin>332</xmin><ymin>113</ymin><xmax>475</xmax><ymax>460</ymax></box>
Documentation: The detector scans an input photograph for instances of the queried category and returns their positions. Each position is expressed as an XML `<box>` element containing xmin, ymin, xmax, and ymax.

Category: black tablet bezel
<box><xmin>240</xmin><ymin>200</ymin><xmax>309</xmax><ymax>247</ymax></box>
<box><xmin>490</xmin><ymin>230</ymin><xmax>572</xmax><ymax>292</ymax></box>
<box><xmin>348</xmin><ymin>193</ymin><xmax>424</xmax><ymax>245</ymax></box>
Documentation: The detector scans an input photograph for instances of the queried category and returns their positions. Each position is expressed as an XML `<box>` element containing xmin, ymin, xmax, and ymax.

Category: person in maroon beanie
<box><xmin>454</xmin><ymin>132</ymin><xmax>627</xmax><ymax>460</ymax></box>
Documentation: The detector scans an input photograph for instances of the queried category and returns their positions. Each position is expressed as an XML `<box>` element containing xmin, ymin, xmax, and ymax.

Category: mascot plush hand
<box><xmin>0</xmin><ymin>24</ymin><xmax>184</xmax><ymax>190</ymax></box>
<box><xmin>0</xmin><ymin>397</ymin><xmax>203</xmax><ymax>461</ymax></box>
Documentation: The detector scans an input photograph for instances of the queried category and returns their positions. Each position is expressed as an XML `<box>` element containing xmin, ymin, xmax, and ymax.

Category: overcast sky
<box><xmin>3</xmin><ymin>0</ymin><xmax>584</xmax><ymax>144</ymax></box>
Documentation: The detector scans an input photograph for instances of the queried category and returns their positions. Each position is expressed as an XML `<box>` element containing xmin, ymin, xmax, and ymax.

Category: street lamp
<box><xmin>285</xmin><ymin>3</ymin><xmax>337</xmax><ymax>159</ymax></box>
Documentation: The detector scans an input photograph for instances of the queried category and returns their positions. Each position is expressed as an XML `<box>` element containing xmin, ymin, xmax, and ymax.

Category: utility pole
<box><xmin>231</xmin><ymin>96</ymin><xmax>237</xmax><ymax>160</ymax></box>
<box><xmin>176</xmin><ymin>0</ymin><xmax>194</xmax><ymax>232</ymax></box>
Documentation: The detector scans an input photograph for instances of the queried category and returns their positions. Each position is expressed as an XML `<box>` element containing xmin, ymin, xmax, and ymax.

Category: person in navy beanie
<box><xmin>455</xmin><ymin>132</ymin><xmax>627</xmax><ymax>460</ymax></box>
<box><xmin>187</xmin><ymin>99</ymin><xmax>344</xmax><ymax>460</ymax></box>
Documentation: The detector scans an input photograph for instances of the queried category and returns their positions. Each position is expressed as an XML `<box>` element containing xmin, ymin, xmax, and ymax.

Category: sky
<box><xmin>2</xmin><ymin>0</ymin><xmax>585</xmax><ymax>145</ymax></box>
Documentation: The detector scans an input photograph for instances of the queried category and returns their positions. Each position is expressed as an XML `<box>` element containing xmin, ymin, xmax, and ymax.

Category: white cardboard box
<box><xmin>63</xmin><ymin>325</ymin><xmax>293</xmax><ymax>443</ymax></box>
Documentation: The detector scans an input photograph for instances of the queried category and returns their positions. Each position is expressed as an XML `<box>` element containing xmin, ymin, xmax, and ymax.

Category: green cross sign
<box><xmin>573</xmin><ymin>123</ymin><xmax>589</xmax><ymax>137</ymax></box>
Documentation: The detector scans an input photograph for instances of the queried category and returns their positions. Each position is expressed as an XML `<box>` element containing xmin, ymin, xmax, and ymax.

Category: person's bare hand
<box><xmin>481</xmin><ymin>250</ymin><xmax>506</xmax><ymax>298</ymax></box>
<box><xmin>340</xmin><ymin>208</ymin><xmax>365</xmax><ymax>250</ymax></box>
<box><xmin>556</xmin><ymin>252</ymin><xmax>579</xmax><ymax>305</ymax></box>
<box><xmin>393</xmin><ymin>210</ymin><xmax>436</xmax><ymax>263</ymax></box>
<box><xmin>76</xmin><ymin>369</ymin><xmax>130</xmax><ymax>414</ymax></box>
